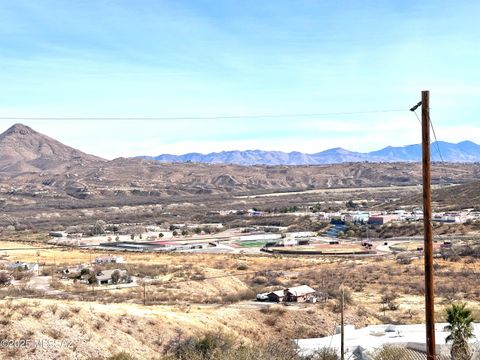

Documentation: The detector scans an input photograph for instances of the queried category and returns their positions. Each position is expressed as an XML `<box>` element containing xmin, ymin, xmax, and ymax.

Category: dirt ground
<box><xmin>0</xmin><ymin>237</ymin><xmax>479</xmax><ymax>359</ymax></box>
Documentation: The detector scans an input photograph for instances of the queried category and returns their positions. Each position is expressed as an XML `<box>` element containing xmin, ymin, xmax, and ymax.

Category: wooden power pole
<box><xmin>422</xmin><ymin>90</ymin><xmax>436</xmax><ymax>359</ymax></box>
<box><xmin>340</xmin><ymin>287</ymin><xmax>345</xmax><ymax>360</ymax></box>
<box><xmin>143</xmin><ymin>281</ymin><xmax>146</xmax><ymax>306</ymax></box>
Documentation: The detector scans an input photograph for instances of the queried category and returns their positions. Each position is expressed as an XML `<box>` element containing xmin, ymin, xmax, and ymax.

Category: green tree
<box><xmin>346</xmin><ymin>200</ymin><xmax>358</xmax><ymax>209</ymax></box>
<box><xmin>88</xmin><ymin>271</ymin><xmax>97</xmax><ymax>285</ymax></box>
<box><xmin>92</xmin><ymin>220</ymin><xmax>106</xmax><ymax>235</ymax></box>
<box><xmin>111</xmin><ymin>270</ymin><xmax>121</xmax><ymax>284</ymax></box>
<box><xmin>0</xmin><ymin>271</ymin><xmax>12</xmax><ymax>286</ymax></box>
<box><xmin>445</xmin><ymin>303</ymin><xmax>475</xmax><ymax>360</ymax></box>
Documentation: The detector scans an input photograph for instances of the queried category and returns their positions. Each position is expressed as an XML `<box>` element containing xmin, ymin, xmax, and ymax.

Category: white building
<box><xmin>239</xmin><ymin>234</ymin><xmax>282</xmax><ymax>241</ymax></box>
<box><xmin>285</xmin><ymin>232</ymin><xmax>316</xmax><ymax>238</ymax></box>
<box><xmin>95</xmin><ymin>255</ymin><xmax>125</xmax><ymax>264</ymax></box>
<box><xmin>295</xmin><ymin>323</ymin><xmax>480</xmax><ymax>359</ymax></box>
<box><xmin>7</xmin><ymin>261</ymin><xmax>39</xmax><ymax>272</ymax></box>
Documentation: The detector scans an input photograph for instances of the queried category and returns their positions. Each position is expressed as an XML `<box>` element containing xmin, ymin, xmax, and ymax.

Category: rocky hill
<box><xmin>0</xmin><ymin>123</ymin><xmax>104</xmax><ymax>175</ymax></box>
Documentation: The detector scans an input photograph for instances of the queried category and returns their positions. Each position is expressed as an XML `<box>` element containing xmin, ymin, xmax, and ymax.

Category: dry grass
<box><xmin>0</xmin><ymin>297</ymin><xmax>342</xmax><ymax>360</ymax></box>
<box><xmin>0</xmin><ymin>236</ymin><xmax>479</xmax><ymax>359</ymax></box>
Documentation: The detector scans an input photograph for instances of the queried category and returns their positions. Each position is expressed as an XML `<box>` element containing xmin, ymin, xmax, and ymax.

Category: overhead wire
<box><xmin>428</xmin><ymin>113</ymin><xmax>445</xmax><ymax>163</ymax></box>
<box><xmin>411</xmin><ymin>108</ymin><xmax>444</xmax><ymax>163</ymax></box>
<box><xmin>0</xmin><ymin>108</ymin><xmax>407</xmax><ymax>121</ymax></box>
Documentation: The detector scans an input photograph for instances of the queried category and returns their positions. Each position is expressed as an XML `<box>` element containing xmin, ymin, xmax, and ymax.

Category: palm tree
<box><xmin>445</xmin><ymin>303</ymin><xmax>475</xmax><ymax>360</ymax></box>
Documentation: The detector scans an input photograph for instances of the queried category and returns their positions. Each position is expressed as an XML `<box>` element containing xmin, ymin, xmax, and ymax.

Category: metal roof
<box><xmin>286</xmin><ymin>285</ymin><xmax>316</xmax><ymax>297</ymax></box>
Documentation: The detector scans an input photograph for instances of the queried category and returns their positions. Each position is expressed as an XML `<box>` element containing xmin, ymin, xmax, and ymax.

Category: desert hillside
<box><xmin>0</xmin><ymin>124</ymin><xmax>104</xmax><ymax>175</ymax></box>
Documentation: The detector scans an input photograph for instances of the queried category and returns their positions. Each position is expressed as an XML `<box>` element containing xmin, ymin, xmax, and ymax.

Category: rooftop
<box><xmin>295</xmin><ymin>323</ymin><xmax>480</xmax><ymax>358</ymax></box>
<box><xmin>286</xmin><ymin>285</ymin><xmax>316</xmax><ymax>297</ymax></box>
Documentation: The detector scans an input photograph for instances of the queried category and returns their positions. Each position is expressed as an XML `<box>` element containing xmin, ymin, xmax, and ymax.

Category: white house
<box><xmin>7</xmin><ymin>261</ymin><xmax>39</xmax><ymax>272</ymax></box>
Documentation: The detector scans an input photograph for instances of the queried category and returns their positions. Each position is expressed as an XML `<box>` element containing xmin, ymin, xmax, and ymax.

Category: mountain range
<box><xmin>139</xmin><ymin>140</ymin><xmax>480</xmax><ymax>165</ymax></box>
<box><xmin>0</xmin><ymin>123</ymin><xmax>478</xmax><ymax>216</ymax></box>
<box><xmin>1</xmin><ymin>123</ymin><xmax>479</xmax><ymax>173</ymax></box>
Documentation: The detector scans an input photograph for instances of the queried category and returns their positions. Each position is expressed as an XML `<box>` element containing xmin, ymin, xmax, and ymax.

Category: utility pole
<box><xmin>340</xmin><ymin>287</ymin><xmax>345</xmax><ymax>360</ymax></box>
<box><xmin>143</xmin><ymin>281</ymin><xmax>146</xmax><ymax>306</ymax></box>
<box><xmin>321</xmin><ymin>277</ymin><xmax>325</xmax><ymax>303</ymax></box>
<box><xmin>422</xmin><ymin>90</ymin><xmax>436</xmax><ymax>359</ymax></box>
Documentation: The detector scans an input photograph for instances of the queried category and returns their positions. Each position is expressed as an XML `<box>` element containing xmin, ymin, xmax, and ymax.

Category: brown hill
<box><xmin>0</xmin><ymin>123</ymin><xmax>105</xmax><ymax>175</ymax></box>
<box><xmin>0</xmin><ymin>123</ymin><xmax>479</xmax><ymax>212</ymax></box>
<box><xmin>432</xmin><ymin>180</ymin><xmax>480</xmax><ymax>209</ymax></box>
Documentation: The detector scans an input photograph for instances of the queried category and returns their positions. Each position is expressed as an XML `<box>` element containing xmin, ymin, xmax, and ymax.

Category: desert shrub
<box><xmin>356</xmin><ymin>306</ymin><xmax>368</xmax><ymax>317</ymax></box>
<box><xmin>458</xmin><ymin>245</ymin><xmax>480</xmax><ymax>258</ymax></box>
<box><xmin>264</xmin><ymin>316</ymin><xmax>277</xmax><ymax>326</ymax></box>
<box><xmin>94</xmin><ymin>320</ymin><xmax>104</xmax><ymax>330</ymax></box>
<box><xmin>164</xmin><ymin>331</ymin><xmax>236</xmax><ymax>360</ymax></box>
<box><xmin>387</xmin><ymin>302</ymin><xmax>399</xmax><ymax>311</ymax></box>
<box><xmin>396</xmin><ymin>255</ymin><xmax>413</xmax><ymax>265</ymax></box>
<box><xmin>41</xmin><ymin>267</ymin><xmax>53</xmax><ymax>276</ymax></box>
<box><xmin>260</xmin><ymin>306</ymin><xmax>287</xmax><ymax>316</ymax></box>
<box><xmin>32</xmin><ymin>309</ymin><xmax>44</xmax><ymax>318</ymax></box>
<box><xmin>369</xmin><ymin>344</ymin><xmax>422</xmax><ymax>360</ymax></box>
<box><xmin>162</xmin><ymin>331</ymin><xmax>322</xmax><ymax>360</ymax></box>
<box><xmin>49</xmin><ymin>304</ymin><xmax>58</xmax><ymax>314</ymax></box>
<box><xmin>236</xmin><ymin>263</ymin><xmax>248</xmax><ymax>271</ymax></box>
<box><xmin>0</xmin><ymin>271</ymin><xmax>12</xmax><ymax>285</ymax></box>
<box><xmin>190</xmin><ymin>273</ymin><xmax>206</xmax><ymax>281</ymax></box>
<box><xmin>59</xmin><ymin>310</ymin><xmax>72</xmax><ymax>320</ymax></box>
<box><xmin>381</xmin><ymin>290</ymin><xmax>398</xmax><ymax>304</ymax></box>
<box><xmin>252</xmin><ymin>276</ymin><xmax>268</xmax><ymax>285</ymax></box>
<box><xmin>103</xmin><ymin>353</ymin><xmax>135</xmax><ymax>360</ymax></box>
<box><xmin>220</xmin><ymin>290</ymin><xmax>256</xmax><ymax>304</ymax></box>
<box><xmin>329</xmin><ymin>288</ymin><xmax>353</xmax><ymax>305</ymax></box>
<box><xmin>441</xmin><ymin>248</ymin><xmax>460</xmax><ymax>261</ymax></box>
<box><xmin>48</xmin><ymin>328</ymin><xmax>63</xmax><ymax>339</ymax></box>
<box><xmin>311</xmin><ymin>347</ymin><xmax>339</xmax><ymax>360</ymax></box>
<box><xmin>11</xmin><ymin>269</ymin><xmax>32</xmax><ymax>281</ymax></box>
<box><xmin>70</xmin><ymin>306</ymin><xmax>81</xmax><ymax>314</ymax></box>
<box><xmin>250</xmin><ymin>270</ymin><xmax>282</xmax><ymax>287</ymax></box>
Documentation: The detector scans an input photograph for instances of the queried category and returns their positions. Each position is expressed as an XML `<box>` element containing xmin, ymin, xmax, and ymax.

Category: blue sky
<box><xmin>0</xmin><ymin>0</ymin><xmax>479</xmax><ymax>159</ymax></box>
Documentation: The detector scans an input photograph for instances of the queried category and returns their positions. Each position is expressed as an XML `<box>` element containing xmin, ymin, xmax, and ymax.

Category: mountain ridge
<box><xmin>138</xmin><ymin>140</ymin><xmax>480</xmax><ymax>165</ymax></box>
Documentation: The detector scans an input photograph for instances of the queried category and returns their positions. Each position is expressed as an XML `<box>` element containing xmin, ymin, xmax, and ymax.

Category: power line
<box><xmin>428</xmin><ymin>113</ymin><xmax>445</xmax><ymax>163</ymax></box>
<box><xmin>411</xmin><ymin>108</ymin><xmax>444</xmax><ymax>163</ymax></box>
<box><xmin>412</xmin><ymin>109</ymin><xmax>422</xmax><ymax>125</ymax></box>
<box><xmin>0</xmin><ymin>109</ymin><xmax>407</xmax><ymax>121</ymax></box>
